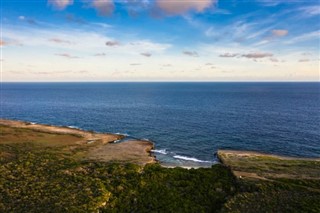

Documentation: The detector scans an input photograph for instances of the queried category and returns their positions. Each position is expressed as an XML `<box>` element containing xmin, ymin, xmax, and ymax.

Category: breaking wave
<box><xmin>151</xmin><ymin>149</ymin><xmax>168</xmax><ymax>155</ymax></box>
<box><xmin>173</xmin><ymin>155</ymin><xmax>212</xmax><ymax>163</ymax></box>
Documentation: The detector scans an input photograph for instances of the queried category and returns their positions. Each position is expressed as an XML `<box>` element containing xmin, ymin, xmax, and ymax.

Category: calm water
<box><xmin>1</xmin><ymin>82</ymin><xmax>320</xmax><ymax>167</ymax></box>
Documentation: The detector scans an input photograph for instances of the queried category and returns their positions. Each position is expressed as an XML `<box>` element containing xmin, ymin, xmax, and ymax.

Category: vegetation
<box><xmin>0</xmin><ymin>143</ymin><xmax>235</xmax><ymax>212</ymax></box>
<box><xmin>218</xmin><ymin>150</ymin><xmax>320</xmax><ymax>213</ymax></box>
<box><xmin>1</xmin><ymin>125</ymin><xmax>319</xmax><ymax>212</ymax></box>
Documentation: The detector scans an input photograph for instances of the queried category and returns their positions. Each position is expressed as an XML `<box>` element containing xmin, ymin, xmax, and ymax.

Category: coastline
<box><xmin>2</xmin><ymin>118</ymin><xmax>319</xmax><ymax>169</ymax></box>
<box><xmin>0</xmin><ymin>119</ymin><xmax>156</xmax><ymax>166</ymax></box>
<box><xmin>1</xmin><ymin>119</ymin><xmax>320</xmax><ymax>212</ymax></box>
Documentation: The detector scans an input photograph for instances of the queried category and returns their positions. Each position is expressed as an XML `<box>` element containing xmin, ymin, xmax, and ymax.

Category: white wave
<box><xmin>151</xmin><ymin>149</ymin><xmax>168</xmax><ymax>155</ymax></box>
<box><xmin>30</xmin><ymin>122</ymin><xmax>36</xmax><ymax>125</ymax></box>
<box><xmin>173</xmin><ymin>155</ymin><xmax>211</xmax><ymax>163</ymax></box>
<box><xmin>115</xmin><ymin>132</ymin><xmax>130</xmax><ymax>136</ymax></box>
<box><xmin>68</xmin><ymin>126</ymin><xmax>80</xmax><ymax>129</ymax></box>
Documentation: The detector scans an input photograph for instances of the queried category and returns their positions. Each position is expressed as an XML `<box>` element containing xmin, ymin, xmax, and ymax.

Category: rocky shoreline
<box><xmin>1</xmin><ymin>119</ymin><xmax>320</xmax><ymax>212</ymax></box>
<box><xmin>0</xmin><ymin>119</ymin><xmax>156</xmax><ymax>165</ymax></box>
<box><xmin>2</xmin><ymin>119</ymin><xmax>319</xmax><ymax>170</ymax></box>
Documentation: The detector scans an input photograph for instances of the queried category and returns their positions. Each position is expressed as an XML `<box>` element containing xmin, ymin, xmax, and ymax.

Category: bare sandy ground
<box><xmin>217</xmin><ymin>150</ymin><xmax>320</xmax><ymax>161</ymax></box>
<box><xmin>0</xmin><ymin>119</ymin><xmax>156</xmax><ymax>165</ymax></box>
<box><xmin>87</xmin><ymin>140</ymin><xmax>155</xmax><ymax>165</ymax></box>
<box><xmin>0</xmin><ymin>119</ymin><xmax>120</xmax><ymax>144</ymax></box>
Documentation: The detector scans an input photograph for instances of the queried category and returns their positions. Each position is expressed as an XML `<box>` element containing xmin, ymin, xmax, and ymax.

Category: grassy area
<box><xmin>1</xmin><ymin>125</ymin><xmax>319</xmax><ymax>212</ymax></box>
<box><xmin>222</xmin><ymin>179</ymin><xmax>320</xmax><ymax>213</ymax></box>
<box><xmin>0</xmin><ymin>125</ymin><xmax>82</xmax><ymax>146</ymax></box>
<box><xmin>217</xmin><ymin>150</ymin><xmax>320</xmax><ymax>179</ymax></box>
<box><xmin>0</xmin><ymin>125</ymin><xmax>236</xmax><ymax>212</ymax></box>
<box><xmin>218</xmin><ymin>150</ymin><xmax>320</xmax><ymax>213</ymax></box>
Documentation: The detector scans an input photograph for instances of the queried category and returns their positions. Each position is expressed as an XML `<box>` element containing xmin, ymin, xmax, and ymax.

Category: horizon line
<box><xmin>1</xmin><ymin>81</ymin><xmax>319</xmax><ymax>83</ymax></box>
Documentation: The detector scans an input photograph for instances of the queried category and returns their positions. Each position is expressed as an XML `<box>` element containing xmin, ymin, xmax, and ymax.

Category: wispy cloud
<box><xmin>3</xmin><ymin>24</ymin><xmax>171</xmax><ymax>58</ymax></box>
<box><xmin>125</xmin><ymin>0</ymin><xmax>151</xmax><ymax>17</ymax></box>
<box><xmin>0</xmin><ymin>39</ymin><xmax>23</xmax><ymax>46</ymax></box>
<box><xmin>270</xmin><ymin>58</ymin><xmax>279</xmax><ymax>62</ymax></box>
<box><xmin>30</xmin><ymin>70</ymin><xmax>88</xmax><ymax>75</ymax></box>
<box><xmin>49</xmin><ymin>38</ymin><xmax>72</xmax><ymax>44</ymax></box>
<box><xmin>105</xmin><ymin>40</ymin><xmax>120</xmax><ymax>46</ymax></box>
<box><xmin>94</xmin><ymin>53</ymin><xmax>106</xmax><ymax>56</ymax></box>
<box><xmin>285</xmin><ymin>30</ymin><xmax>320</xmax><ymax>44</ymax></box>
<box><xmin>241</xmin><ymin>52</ymin><xmax>273</xmax><ymax>58</ymax></box>
<box><xmin>65</xmin><ymin>14</ymin><xmax>87</xmax><ymax>24</ymax></box>
<box><xmin>219</xmin><ymin>53</ymin><xmax>238</xmax><ymax>58</ymax></box>
<box><xmin>141</xmin><ymin>52</ymin><xmax>152</xmax><ymax>57</ymax></box>
<box><xmin>219</xmin><ymin>52</ymin><xmax>274</xmax><ymax>60</ymax></box>
<box><xmin>55</xmin><ymin>53</ymin><xmax>80</xmax><ymax>59</ymax></box>
<box><xmin>299</xmin><ymin>59</ymin><xmax>310</xmax><ymax>62</ymax></box>
<box><xmin>253</xmin><ymin>29</ymin><xmax>289</xmax><ymax>46</ymax></box>
<box><xmin>18</xmin><ymin>15</ymin><xmax>39</xmax><ymax>25</ymax></box>
<box><xmin>257</xmin><ymin>0</ymin><xmax>293</xmax><ymax>7</ymax></box>
<box><xmin>183</xmin><ymin>51</ymin><xmax>199</xmax><ymax>57</ymax></box>
<box><xmin>205</xmin><ymin>20</ymin><xmax>270</xmax><ymax>44</ymax></box>
<box><xmin>299</xmin><ymin>6</ymin><xmax>320</xmax><ymax>17</ymax></box>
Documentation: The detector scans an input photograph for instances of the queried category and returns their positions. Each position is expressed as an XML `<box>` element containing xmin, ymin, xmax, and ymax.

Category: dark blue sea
<box><xmin>1</xmin><ymin>82</ymin><xmax>319</xmax><ymax>167</ymax></box>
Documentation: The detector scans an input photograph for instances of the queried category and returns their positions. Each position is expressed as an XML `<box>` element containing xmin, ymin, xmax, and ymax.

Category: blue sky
<box><xmin>1</xmin><ymin>0</ymin><xmax>319</xmax><ymax>81</ymax></box>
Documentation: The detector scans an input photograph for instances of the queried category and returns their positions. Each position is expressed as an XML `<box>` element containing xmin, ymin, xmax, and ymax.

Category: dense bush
<box><xmin>1</xmin><ymin>126</ymin><xmax>319</xmax><ymax>212</ymax></box>
<box><xmin>0</xmin><ymin>142</ymin><xmax>236</xmax><ymax>212</ymax></box>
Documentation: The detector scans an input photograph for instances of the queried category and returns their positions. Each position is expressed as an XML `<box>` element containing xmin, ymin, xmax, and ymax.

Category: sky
<box><xmin>1</xmin><ymin>0</ymin><xmax>319</xmax><ymax>82</ymax></box>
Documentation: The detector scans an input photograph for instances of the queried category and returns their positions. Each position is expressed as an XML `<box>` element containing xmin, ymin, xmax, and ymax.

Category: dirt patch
<box><xmin>87</xmin><ymin>140</ymin><xmax>155</xmax><ymax>165</ymax></box>
<box><xmin>0</xmin><ymin>119</ymin><xmax>121</xmax><ymax>145</ymax></box>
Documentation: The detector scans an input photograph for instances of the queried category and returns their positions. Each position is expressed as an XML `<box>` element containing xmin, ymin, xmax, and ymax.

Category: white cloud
<box><xmin>272</xmin><ymin>29</ymin><xmax>288</xmax><ymax>37</ymax></box>
<box><xmin>241</xmin><ymin>52</ymin><xmax>273</xmax><ymax>58</ymax></box>
<box><xmin>92</xmin><ymin>0</ymin><xmax>115</xmax><ymax>16</ymax></box>
<box><xmin>48</xmin><ymin>0</ymin><xmax>73</xmax><ymax>10</ymax></box>
<box><xmin>156</xmin><ymin>0</ymin><xmax>216</xmax><ymax>15</ymax></box>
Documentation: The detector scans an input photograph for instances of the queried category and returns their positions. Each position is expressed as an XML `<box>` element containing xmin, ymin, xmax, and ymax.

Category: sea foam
<box><xmin>67</xmin><ymin>125</ymin><xmax>81</xmax><ymax>129</ymax></box>
<box><xmin>115</xmin><ymin>132</ymin><xmax>130</xmax><ymax>136</ymax></box>
<box><xmin>173</xmin><ymin>155</ymin><xmax>211</xmax><ymax>163</ymax></box>
<box><xmin>151</xmin><ymin>149</ymin><xmax>168</xmax><ymax>155</ymax></box>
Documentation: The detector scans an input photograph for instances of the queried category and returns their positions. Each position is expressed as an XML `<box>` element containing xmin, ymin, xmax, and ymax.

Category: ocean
<box><xmin>1</xmin><ymin>82</ymin><xmax>319</xmax><ymax>167</ymax></box>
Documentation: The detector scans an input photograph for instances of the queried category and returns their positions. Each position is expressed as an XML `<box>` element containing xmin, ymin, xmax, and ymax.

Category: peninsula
<box><xmin>0</xmin><ymin>119</ymin><xmax>155</xmax><ymax>165</ymax></box>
